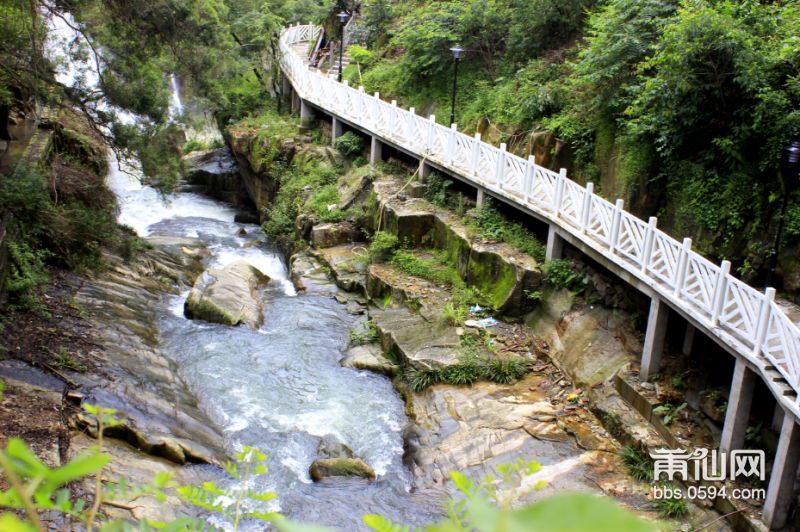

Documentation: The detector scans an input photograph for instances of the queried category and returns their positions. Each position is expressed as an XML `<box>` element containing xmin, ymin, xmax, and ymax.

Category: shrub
<box><xmin>425</xmin><ymin>171</ymin><xmax>453</xmax><ymax>206</ymax></box>
<box><xmin>334</xmin><ymin>131</ymin><xmax>366</xmax><ymax>156</ymax></box>
<box><xmin>120</xmin><ymin>235</ymin><xmax>154</xmax><ymax>263</ymax></box>
<box><xmin>544</xmin><ymin>258</ymin><xmax>587</xmax><ymax>290</ymax></box>
<box><xmin>368</xmin><ymin>231</ymin><xmax>399</xmax><ymax>262</ymax></box>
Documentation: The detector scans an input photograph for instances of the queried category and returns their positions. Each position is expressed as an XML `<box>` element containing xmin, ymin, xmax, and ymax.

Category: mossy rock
<box><xmin>309</xmin><ymin>458</ymin><xmax>376</xmax><ymax>481</ymax></box>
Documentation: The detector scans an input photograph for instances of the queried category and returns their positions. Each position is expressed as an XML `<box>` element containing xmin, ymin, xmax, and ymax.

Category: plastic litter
<box><xmin>327</xmin><ymin>204</ymin><xmax>338</xmax><ymax>212</ymax></box>
<box><xmin>464</xmin><ymin>319</ymin><xmax>481</xmax><ymax>328</ymax></box>
<box><xmin>478</xmin><ymin>317</ymin><xmax>499</xmax><ymax>328</ymax></box>
<box><xmin>470</xmin><ymin>304</ymin><xmax>483</xmax><ymax>315</ymax></box>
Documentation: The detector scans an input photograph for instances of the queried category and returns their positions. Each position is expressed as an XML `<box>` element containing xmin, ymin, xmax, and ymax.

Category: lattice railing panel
<box><xmin>559</xmin><ymin>180</ymin><xmax>585</xmax><ymax>229</ymax></box>
<box><xmin>681</xmin><ymin>255</ymin><xmax>720</xmax><ymax>315</ymax></box>
<box><xmin>648</xmin><ymin>231</ymin><xmax>680</xmax><ymax>286</ymax></box>
<box><xmin>617</xmin><ymin>211</ymin><xmax>648</xmax><ymax>264</ymax></box>
<box><xmin>762</xmin><ymin>304</ymin><xmax>800</xmax><ymax>394</ymax></box>
<box><xmin>720</xmin><ymin>276</ymin><xmax>765</xmax><ymax>346</ymax></box>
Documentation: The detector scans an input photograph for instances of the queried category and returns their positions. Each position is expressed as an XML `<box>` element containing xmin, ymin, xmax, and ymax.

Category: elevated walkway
<box><xmin>278</xmin><ymin>24</ymin><xmax>800</xmax><ymax>528</ymax></box>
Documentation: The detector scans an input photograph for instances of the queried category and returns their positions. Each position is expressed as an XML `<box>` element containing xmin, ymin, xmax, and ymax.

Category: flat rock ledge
<box><xmin>185</xmin><ymin>260</ymin><xmax>270</xmax><ymax>329</ymax></box>
<box><xmin>340</xmin><ymin>344</ymin><xmax>400</xmax><ymax>376</ymax></box>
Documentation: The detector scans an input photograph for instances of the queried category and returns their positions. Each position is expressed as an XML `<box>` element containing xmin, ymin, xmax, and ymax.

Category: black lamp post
<box><xmin>337</xmin><ymin>11</ymin><xmax>349</xmax><ymax>82</ymax></box>
<box><xmin>765</xmin><ymin>141</ymin><xmax>800</xmax><ymax>290</ymax></box>
<box><xmin>449</xmin><ymin>45</ymin><xmax>464</xmax><ymax>126</ymax></box>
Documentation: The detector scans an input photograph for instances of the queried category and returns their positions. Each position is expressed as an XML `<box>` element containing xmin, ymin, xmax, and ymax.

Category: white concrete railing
<box><xmin>279</xmin><ymin>24</ymin><xmax>800</xmax><ymax>409</ymax></box>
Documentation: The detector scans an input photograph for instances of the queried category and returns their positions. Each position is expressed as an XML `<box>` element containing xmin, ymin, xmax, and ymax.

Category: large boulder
<box><xmin>372</xmin><ymin>307</ymin><xmax>460</xmax><ymax>370</ymax></box>
<box><xmin>311</xmin><ymin>222</ymin><xmax>362</xmax><ymax>249</ymax></box>
<box><xmin>309</xmin><ymin>458</ymin><xmax>376</xmax><ymax>481</ymax></box>
<box><xmin>184</xmin><ymin>261</ymin><xmax>270</xmax><ymax>329</ymax></box>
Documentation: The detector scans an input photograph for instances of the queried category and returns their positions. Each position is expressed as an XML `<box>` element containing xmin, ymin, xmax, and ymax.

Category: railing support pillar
<box><xmin>545</xmin><ymin>224</ymin><xmax>564</xmax><ymax>262</ymax></box>
<box><xmin>471</xmin><ymin>133</ymin><xmax>481</xmax><ymax>177</ymax></box>
<box><xmin>719</xmin><ymin>358</ymin><xmax>756</xmax><ymax>469</ymax></box>
<box><xmin>641</xmin><ymin>217</ymin><xmax>657</xmax><ymax>274</ymax></box>
<box><xmin>609</xmin><ymin>199</ymin><xmax>624</xmax><ymax>254</ymax></box>
<box><xmin>763</xmin><ymin>414</ymin><xmax>800</xmax><ymax>529</ymax></box>
<box><xmin>754</xmin><ymin>288</ymin><xmax>776</xmax><ymax>358</ymax></box>
<box><xmin>407</xmin><ymin>107</ymin><xmax>416</xmax><ymax>144</ymax></box>
<box><xmin>711</xmin><ymin>260</ymin><xmax>732</xmax><ymax>326</ymax></box>
<box><xmin>641</xmin><ymin>296</ymin><xmax>669</xmax><ymax>381</ymax></box>
<box><xmin>495</xmin><ymin>143</ymin><xmax>507</xmax><ymax>186</ymax></box>
<box><xmin>580</xmin><ymin>182</ymin><xmax>594</xmax><ymax>234</ymax></box>
<box><xmin>674</xmin><ymin>238</ymin><xmax>692</xmax><ymax>297</ymax></box>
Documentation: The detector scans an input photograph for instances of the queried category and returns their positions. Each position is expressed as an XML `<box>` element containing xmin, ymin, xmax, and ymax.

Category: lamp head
<box><xmin>450</xmin><ymin>44</ymin><xmax>465</xmax><ymax>59</ymax></box>
<box><xmin>781</xmin><ymin>141</ymin><xmax>800</xmax><ymax>193</ymax></box>
<box><xmin>337</xmin><ymin>11</ymin><xmax>349</xmax><ymax>24</ymax></box>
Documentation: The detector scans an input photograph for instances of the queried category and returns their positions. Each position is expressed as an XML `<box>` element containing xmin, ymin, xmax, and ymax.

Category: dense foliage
<box><xmin>346</xmin><ymin>0</ymin><xmax>800</xmax><ymax>277</ymax></box>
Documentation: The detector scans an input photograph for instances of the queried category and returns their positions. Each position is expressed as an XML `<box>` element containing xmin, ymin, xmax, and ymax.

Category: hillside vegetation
<box><xmin>342</xmin><ymin>0</ymin><xmax>800</xmax><ymax>288</ymax></box>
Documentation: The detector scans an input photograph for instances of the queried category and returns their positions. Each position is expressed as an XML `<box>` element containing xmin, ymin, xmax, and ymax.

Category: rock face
<box><xmin>309</xmin><ymin>458</ymin><xmax>376</xmax><ymax>481</ymax></box>
<box><xmin>70</xmin><ymin>236</ymin><xmax>229</xmax><ymax>472</ymax></box>
<box><xmin>184</xmin><ymin>260</ymin><xmax>270</xmax><ymax>329</ymax></box>
<box><xmin>182</xmin><ymin>148</ymin><xmax>246</xmax><ymax>203</ymax></box>
<box><xmin>368</xmin><ymin>178</ymin><xmax>543</xmax><ymax>315</ymax></box>
<box><xmin>403</xmin><ymin>378</ymin><xmax>619</xmax><ymax>499</ymax></box>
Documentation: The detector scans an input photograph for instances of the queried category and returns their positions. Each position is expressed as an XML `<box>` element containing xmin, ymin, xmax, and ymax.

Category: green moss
<box><xmin>469</xmin><ymin>251</ymin><xmax>517</xmax><ymax>309</ymax></box>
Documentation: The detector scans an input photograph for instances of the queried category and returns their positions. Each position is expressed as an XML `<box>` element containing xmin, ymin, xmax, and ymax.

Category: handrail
<box><xmin>279</xmin><ymin>24</ymin><xmax>800</xmax><ymax>416</ymax></box>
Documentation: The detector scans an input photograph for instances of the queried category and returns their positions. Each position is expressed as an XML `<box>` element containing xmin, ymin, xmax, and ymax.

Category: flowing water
<box><xmin>47</xmin><ymin>16</ymin><xmax>441</xmax><ymax>528</ymax></box>
<box><xmin>107</xmin><ymin>156</ymin><xmax>441</xmax><ymax>532</ymax></box>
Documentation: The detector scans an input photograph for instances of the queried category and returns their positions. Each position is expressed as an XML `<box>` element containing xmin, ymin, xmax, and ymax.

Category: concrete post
<box><xmin>773</xmin><ymin>403</ymin><xmax>785</xmax><ymax>432</ymax></box>
<box><xmin>763</xmin><ymin>414</ymin><xmax>800</xmax><ymax>529</ymax></box>
<box><xmin>682</xmin><ymin>323</ymin><xmax>696</xmax><ymax>356</ymax></box>
<box><xmin>640</xmin><ymin>296</ymin><xmax>669</xmax><ymax>381</ymax></box>
<box><xmin>719</xmin><ymin>359</ymin><xmax>755</xmax><ymax>463</ymax></box>
<box><xmin>331</xmin><ymin>117</ymin><xmax>344</xmax><ymax>147</ymax></box>
<box><xmin>291</xmin><ymin>90</ymin><xmax>299</xmax><ymax>113</ymax></box>
<box><xmin>476</xmin><ymin>189</ymin><xmax>486</xmax><ymax>206</ymax></box>
<box><xmin>420</xmin><ymin>161</ymin><xmax>432</xmax><ymax>183</ymax></box>
<box><xmin>282</xmin><ymin>75</ymin><xmax>291</xmax><ymax>98</ymax></box>
<box><xmin>299</xmin><ymin>100</ymin><xmax>313</xmax><ymax>133</ymax></box>
<box><xmin>370</xmin><ymin>135</ymin><xmax>382</xmax><ymax>166</ymax></box>
<box><xmin>545</xmin><ymin>224</ymin><xmax>564</xmax><ymax>262</ymax></box>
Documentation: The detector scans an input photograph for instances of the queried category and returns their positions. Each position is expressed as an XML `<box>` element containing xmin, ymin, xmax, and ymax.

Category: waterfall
<box><xmin>170</xmin><ymin>74</ymin><xmax>183</xmax><ymax>116</ymax></box>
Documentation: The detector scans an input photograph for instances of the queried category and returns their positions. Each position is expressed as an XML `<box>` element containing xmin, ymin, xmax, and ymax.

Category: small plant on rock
<box><xmin>52</xmin><ymin>347</ymin><xmax>87</xmax><ymax>372</ymax></box>
<box><xmin>441</xmin><ymin>302</ymin><xmax>468</xmax><ymax>326</ymax></box>
<box><xmin>652</xmin><ymin>483</ymin><xmax>689</xmax><ymax>518</ymax></box>
<box><xmin>619</xmin><ymin>446</ymin><xmax>654</xmax><ymax>483</ymax></box>
<box><xmin>483</xmin><ymin>357</ymin><xmax>528</xmax><ymax>384</ymax></box>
